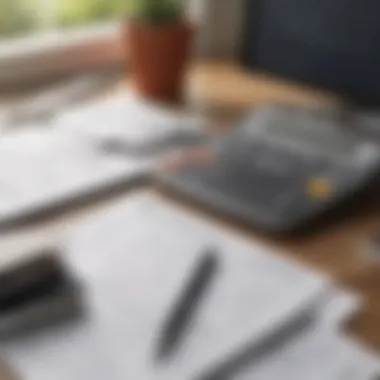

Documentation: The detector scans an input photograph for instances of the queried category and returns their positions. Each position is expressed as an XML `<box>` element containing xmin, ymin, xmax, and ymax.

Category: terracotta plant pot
<box><xmin>125</xmin><ymin>21</ymin><xmax>193</xmax><ymax>102</ymax></box>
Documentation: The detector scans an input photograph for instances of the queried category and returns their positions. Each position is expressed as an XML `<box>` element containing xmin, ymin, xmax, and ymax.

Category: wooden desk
<box><xmin>0</xmin><ymin>62</ymin><xmax>378</xmax><ymax>378</ymax></box>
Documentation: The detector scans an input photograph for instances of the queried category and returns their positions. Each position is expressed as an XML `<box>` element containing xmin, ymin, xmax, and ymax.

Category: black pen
<box><xmin>155</xmin><ymin>248</ymin><xmax>219</xmax><ymax>361</ymax></box>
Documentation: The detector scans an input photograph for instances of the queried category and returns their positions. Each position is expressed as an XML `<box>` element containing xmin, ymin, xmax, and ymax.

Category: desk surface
<box><xmin>0</xmin><ymin>62</ymin><xmax>379</xmax><ymax>378</ymax></box>
<box><xmin>163</xmin><ymin>63</ymin><xmax>380</xmax><ymax>352</ymax></box>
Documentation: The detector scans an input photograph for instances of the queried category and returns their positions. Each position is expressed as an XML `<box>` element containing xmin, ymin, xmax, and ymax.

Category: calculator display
<box><xmin>267</xmin><ymin>122</ymin><xmax>358</xmax><ymax>157</ymax></box>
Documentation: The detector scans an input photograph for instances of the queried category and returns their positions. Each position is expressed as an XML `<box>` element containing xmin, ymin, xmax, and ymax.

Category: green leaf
<box><xmin>126</xmin><ymin>0</ymin><xmax>185</xmax><ymax>23</ymax></box>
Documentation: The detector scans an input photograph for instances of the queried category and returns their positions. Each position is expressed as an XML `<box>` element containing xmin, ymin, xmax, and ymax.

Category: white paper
<box><xmin>318</xmin><ymin>288</ymin><xmax>360</xmax><ymax>327</ymax></box>
<box><xmin>0</xmin><ymin>128</ymin><xmax>151</xmax><ymax>225</ymax></box>
<box><xmin>0</xmin><ymin>194</ymin><xmax>321</xmax><ymax>379</ymax></box>
<box><xmin>229</xmin><ymin>290</ymin><xmax>369</xmax><ymax>380</ymax></box>
<box><xmin>233</xmin><ymin>328</ymin><xmax>380</xmax><ymax>380</ymax></box>
<box><xmin>56</xmin><ymin>94</ymin><xmax>207</xmax><ymax>156</ymax></box>
<box><xmin>2</xmin><ymin>194</ymin><xmax>377</xmax><ymax>380</ymax></box>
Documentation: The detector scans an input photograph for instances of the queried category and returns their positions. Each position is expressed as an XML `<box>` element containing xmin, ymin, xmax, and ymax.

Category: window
<box><xmin>0</xmin><ymin>0</ymin><xmax>204</xmax><ymax>88</ymax></box>
<box><xmin>0</xmin><ymin>0</ymin><xmax>131</xmax><ymax>87</ymax></box>
<box><xmin>0</xmin><ymin>0</ymin><xmax>128</xmax><ymax>40</ymax></box>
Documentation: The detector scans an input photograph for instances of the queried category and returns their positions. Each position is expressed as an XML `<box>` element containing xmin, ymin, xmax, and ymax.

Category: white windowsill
<box><xmin>0</xmin><ymin>22</ymin><xmax>125</xmax><ymax>88</ymax></box>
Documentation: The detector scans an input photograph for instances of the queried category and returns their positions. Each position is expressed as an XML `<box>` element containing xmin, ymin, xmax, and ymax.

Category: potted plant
<box><xmin>125</xmin><ymin>0</ymin><xmax>193</xmax><ymax>102</ymax></box>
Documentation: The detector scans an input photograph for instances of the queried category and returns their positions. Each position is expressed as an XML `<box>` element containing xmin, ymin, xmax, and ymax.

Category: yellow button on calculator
<box><xmin>306</xmin><ymin>177</ymin><xmax>334</xmax><ymax>200</ymax></box>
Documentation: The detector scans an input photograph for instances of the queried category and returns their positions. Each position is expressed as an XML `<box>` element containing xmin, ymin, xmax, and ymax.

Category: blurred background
<box><xmin>0</xmin><ymin>0</ymin><xmax>128</xmax><ymax>38</ymax></box>
<box><xmin>0</xmin><ymin>0</ymin><xmax>380</xmax><ymax>378</ymax></box>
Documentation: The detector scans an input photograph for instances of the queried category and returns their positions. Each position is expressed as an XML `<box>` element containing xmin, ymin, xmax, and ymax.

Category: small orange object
<box><xmin>306</xmin><ymin>177</ymin><xmax>334</xmax><ymax>200</ymax></box>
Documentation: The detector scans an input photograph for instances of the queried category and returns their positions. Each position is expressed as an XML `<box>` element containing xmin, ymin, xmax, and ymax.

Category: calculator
<box><xmin>160</xmin><ymin>106</ymin><xmax>380</xmax><ymax>234</ymax></box>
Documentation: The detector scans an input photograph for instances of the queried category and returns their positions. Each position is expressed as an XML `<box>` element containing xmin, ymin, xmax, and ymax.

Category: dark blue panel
<box><xmin>244</xmin><ymin>0</ymin><xmax>380</xmax><ymax>104</ymax></box>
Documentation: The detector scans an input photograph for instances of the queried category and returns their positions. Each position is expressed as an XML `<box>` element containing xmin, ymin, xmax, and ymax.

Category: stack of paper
<box><xmin>0</xmin><ymin>128</ymin><xmax>151</xmax><ymax>227</ymax></box>
<box><xmin>1</xmin><ymin>194</ymin><xmax>379</xmax><ymax>379</ymax></box>
<box><xmin>55</xmin><ymin>94</ymin><xmax>208</xmax><ymax>157</ymax></box>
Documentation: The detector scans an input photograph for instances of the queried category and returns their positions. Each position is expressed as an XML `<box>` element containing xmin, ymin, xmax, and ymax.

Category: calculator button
<box><xmin>305</xmin><ymin>176</ymin><xmax>334</xmax><ymax>200</ymax></box>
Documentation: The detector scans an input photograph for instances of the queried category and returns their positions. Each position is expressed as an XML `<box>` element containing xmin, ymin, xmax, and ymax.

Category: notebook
<box><xmin>0</xmin><ymin>128</ymin><xmax>151</xmax><ymax>227</ymax></box>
